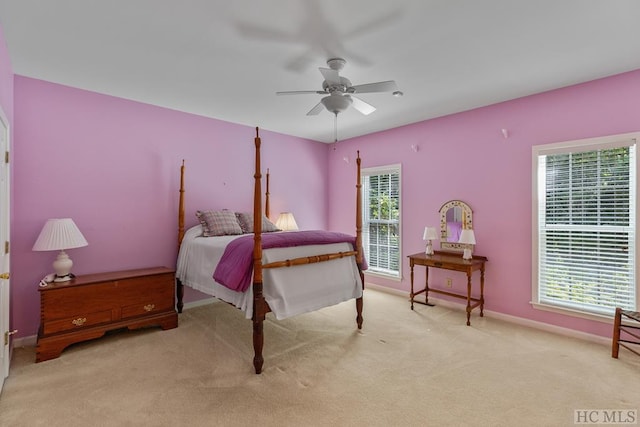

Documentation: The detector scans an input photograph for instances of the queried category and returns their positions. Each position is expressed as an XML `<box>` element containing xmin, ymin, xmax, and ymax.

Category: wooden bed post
<box><xmin>176</xmin><ymin>159</ymin><xmax>186</xmax><ymax>313</ymax></box>
<box><xmin>355</xmin><ymin>151</ymin><xmax>364</xmax><ymax>329</ymax></box>
<box><xmin>265</xmin><ymin>168</ymin><xmax>270</xmax><ymax>219</ymax></box>
<box><xmin>175</xmin><ymin>133</ymin><xmax>364</xmax><ymax>373</ymax></box>
<box><xmin>178</xmin><ymin>160</ymin><xmax>185</xmax><ymax>247</ymax></box>
<box><xmin>253</xmin><ymin>127</ymin><xmax>266</xmax><ymax>374</ymax></box>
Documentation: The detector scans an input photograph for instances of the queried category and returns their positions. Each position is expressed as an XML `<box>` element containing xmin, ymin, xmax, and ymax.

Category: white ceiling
<box><xmin>2</xmin><ymin>1</ymin><xmax>640</xmax><ymax>143</ymax></box>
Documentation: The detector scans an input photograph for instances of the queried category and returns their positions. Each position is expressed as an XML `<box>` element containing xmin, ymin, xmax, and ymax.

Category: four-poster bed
<box><xmin>175</xmin><ymin>127</ymin><xmax>365</xmax><ymax>374</ymax></box>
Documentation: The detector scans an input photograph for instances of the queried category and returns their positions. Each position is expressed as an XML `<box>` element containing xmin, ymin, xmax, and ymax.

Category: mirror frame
<box><xmin>439</xmin><ymin>200</ymin><xmax>473</xmax><ymax>252</ymax></box>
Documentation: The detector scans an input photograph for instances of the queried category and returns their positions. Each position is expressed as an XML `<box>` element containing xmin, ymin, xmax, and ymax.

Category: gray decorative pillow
<box><xmin>235</xmin><ymin>212</ymin><xmax>280</xmax><ymax>233</ymax></box>
<box><xmin>196</xmin><ymin>210</ymin><xmax>243</xmax><ymax>236</ymax></box>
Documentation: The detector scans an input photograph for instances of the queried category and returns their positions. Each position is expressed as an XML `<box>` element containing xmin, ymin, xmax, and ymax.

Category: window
<box><xmin>532</xmin><ymin>133</ymin><xmax>638</xmax><ymax>319</ymax></box>
<box><xmin>362</xmin><ymin>164</ymin><xmax>401</xmax><ymax>278</ymax></box>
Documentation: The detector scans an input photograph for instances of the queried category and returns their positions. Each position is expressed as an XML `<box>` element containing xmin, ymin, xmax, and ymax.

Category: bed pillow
<box><xmin>235</xmin><ymin>212</ymin><xmax>280</xmax><ymax>233</ymax></box>
<box><xmin>195</xmin><ymin>210</ymin><xmax>244</xmax><ymax>237</ymax></box>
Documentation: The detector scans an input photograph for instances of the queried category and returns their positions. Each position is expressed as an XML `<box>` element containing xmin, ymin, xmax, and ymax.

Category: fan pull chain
<box><xmin>333</xmin><ymin>112</ymin><xmax>338</xmax><ymax>150</ymax></box>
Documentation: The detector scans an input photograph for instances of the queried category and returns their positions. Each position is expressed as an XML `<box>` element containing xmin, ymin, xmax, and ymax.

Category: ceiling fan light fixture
<box><xmin>321</xmin><ymin>94</ymin><xmax>352</xmax><ymax>114</ymax></box>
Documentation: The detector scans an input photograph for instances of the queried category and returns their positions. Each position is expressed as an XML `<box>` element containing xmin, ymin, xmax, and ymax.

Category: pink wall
<box><xmin>328</xmin><ymin>69</ymin><xmax>640</xmax><ymax>338</ymax></box>
<box><xmin>7</xmin><ymin>27</ymin><xmax>640</xmax><ymax>341</ymax></box>
<box><xmin>11</xmin><ymin>76</ymin><xmax>328</xmax><ymax>338</ymax></box>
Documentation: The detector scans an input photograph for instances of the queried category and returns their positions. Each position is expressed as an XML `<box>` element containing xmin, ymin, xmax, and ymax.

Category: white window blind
<box><xmin>362</xmin><ymin>165</ymin><xmax>401</xmax><ymax>277</ymax></box>
<box><xmin>534</xmin><ymin>136</ymin><xmax>637</xmax><ymax>317</ymax></box>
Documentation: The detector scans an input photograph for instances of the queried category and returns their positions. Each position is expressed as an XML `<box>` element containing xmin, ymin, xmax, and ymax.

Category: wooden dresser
<box><xmin>36</xmin><ymin>267</ymin><xmax>178</xmax><ymax>362</ymax></box>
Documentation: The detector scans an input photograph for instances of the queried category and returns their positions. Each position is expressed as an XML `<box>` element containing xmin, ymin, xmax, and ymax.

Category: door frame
<box><xmin>0</xmin><ymin>104</ymin><xmax>11</xmax><ymax>394</ymax></box>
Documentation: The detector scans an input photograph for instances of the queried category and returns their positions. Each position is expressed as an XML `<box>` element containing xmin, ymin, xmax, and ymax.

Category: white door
<box><xmin>0</xmin><ymin>106</ymin><xmax>11</xmax><ymax>394</ymax></box>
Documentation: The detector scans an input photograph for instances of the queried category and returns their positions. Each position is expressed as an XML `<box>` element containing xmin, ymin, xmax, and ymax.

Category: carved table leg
<box><xmin>425</xmin><ymin>266</ymin><xmax>430</xmax><ymax>305</ymax></box>
<box><xmin>480</xmin><ymin>266</ymin><xmax>485</xmax><ymax>317</ymax></box>
<box><xmin>410</xmin><ymin>261</ymin><xmax>415</xmax><ymax>310</ymax></box>
<box><xmin>356</xmin><ymin>296</ymin><xmax>363</xmax><ymax>329</ymax></box>
<box><xmin>466</xmin><ymin>272</ymin><xmax>472</xmax><ymax>326</ymax></box>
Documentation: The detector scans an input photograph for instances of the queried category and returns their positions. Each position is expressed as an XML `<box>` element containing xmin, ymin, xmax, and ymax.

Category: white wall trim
<box><xmin>13</xmin><ymin>335</ymin><xmax>36</xmax><ymax>348</ymax></box>
<box><xmin>365</xmin><ymin>282</ymin><xmax>610</xmax><ymax>346</ymax></box>
<box><xmin>13</xmin><ymin>299</ymin><xmax>221</xmax><ymax>349</ymax></box>
<box><xmin>15</xmin><ymin>290</ymin><xmax>610</xmax><ymax>349</ymax></box>
<box><xmin>182</xmin><ymin>297</ymin><xmax>218</xmax><ymax>310</ymax></box>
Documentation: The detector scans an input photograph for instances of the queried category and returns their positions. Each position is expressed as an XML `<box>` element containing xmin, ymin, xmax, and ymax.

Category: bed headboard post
<box><xmin>265</xmin><ymin>168</ymin><xmax>270</xmax><ymax>219</ymax></box>
<box><xmin>178</xmin><ymin>159</ymin><xmax>185</xmax><ymax>248</ymax></box>
<box><xmin>253</xmin><ymin>128</ymin><xmax>263</xmax><ymax>285</ymax></box>
<box><xmin>355</xmin><ymin>151</ymin><xmax>364</xmax><ymax>268</ymax></box>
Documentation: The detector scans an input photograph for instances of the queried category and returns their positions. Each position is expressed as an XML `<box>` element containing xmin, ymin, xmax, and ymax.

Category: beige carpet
<box><xmin>0</xmin><ymin>288</ymin><xmax>638</xmax><ymax>427</ymax></box>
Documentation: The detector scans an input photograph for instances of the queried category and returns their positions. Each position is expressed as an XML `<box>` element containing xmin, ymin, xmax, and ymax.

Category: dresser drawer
<box><xmin>122</xmin><ymin>298</ymin><xmax>173</xmax><ymax>319</ymax></box>
<box><xmin>42</xmin><ymin>310</ymin><xmax>113</xmax><ymax>335</ymax></box>
<box><xmin>114</xmin><ymin>274</ymin><xmax>175</xmax><ymax>308</ymax></box>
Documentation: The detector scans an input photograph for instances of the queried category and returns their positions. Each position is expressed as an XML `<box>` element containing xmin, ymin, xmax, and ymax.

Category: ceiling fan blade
<box><xmin>349</xmin><ymin>95</ymin><xmax>376</xmax><ymax>115</ymax></box>
<box><xmin>319</xmin><ymin>67</ymin><xmax>341</xmax><ymax>85</ymax></box>
<box><xmin>349</xmin><ymin>80</ymin><xmax>398</xmax><ymax>94</ymax></box>
<box><xmin>276</xmin><ymin>90</ymin><xmax>327</xmax><ymax>96</ymax></box>
<box><xmin>306</xmin><ymin>102</ymin><xmax>324</xmax><ymax>116</ymax></box>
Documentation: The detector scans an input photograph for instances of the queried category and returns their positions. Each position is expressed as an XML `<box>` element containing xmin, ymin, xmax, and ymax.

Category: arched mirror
<box><xmin>439</xmin><ymin>200</ymin><xmax>473</xmax><ymax>252</ymax></box>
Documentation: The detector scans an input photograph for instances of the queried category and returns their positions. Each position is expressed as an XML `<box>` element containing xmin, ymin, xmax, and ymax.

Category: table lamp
<box><xmin>423</xmin><ymin>226</ymin><xmax>438</xmax><ymax>255</ymax></box>
<box><xmin>458</xmin><ymin>229</ymin><xmax>476</xmax><ymax>260</ymax></box>
<box><xmin>275</xmin><ymin>212</ymin><xmax>299</xmax><ymax>231</ymax></box>
<box><xmin>32</xmin><ymin>218</ymin><xmax>88</xmax><ymax>282</ymax></box>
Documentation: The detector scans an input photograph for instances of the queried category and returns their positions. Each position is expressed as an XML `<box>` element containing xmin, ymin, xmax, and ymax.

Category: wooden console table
<box><xmin>408</xmin><ymin>251</ymin><xmax>488</xmax><ymax>325</ymax></box>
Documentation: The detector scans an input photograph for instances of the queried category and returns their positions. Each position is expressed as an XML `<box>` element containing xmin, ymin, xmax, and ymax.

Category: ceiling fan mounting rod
<box><xmin>327</xmin><ymin>58</ymin><xmax>346</xmax><ymax>71</ymax></box>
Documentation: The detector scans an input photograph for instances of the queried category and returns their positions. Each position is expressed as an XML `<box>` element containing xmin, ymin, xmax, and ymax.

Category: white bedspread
<box><xmin>176</xmin><ymin>226</ymin><xmax>363</xmax><ymax>319</ymax></box>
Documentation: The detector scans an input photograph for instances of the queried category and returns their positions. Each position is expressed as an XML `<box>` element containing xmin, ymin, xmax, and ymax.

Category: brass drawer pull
<box><xmin>144</xmin><ymin>304</ymin><xmax>155</xmax><ymax>312</ymax></box>
<box><xmin>72</xmin><ymin>317</ymin><xmax>87</xmax><ymax>326</ymax></box>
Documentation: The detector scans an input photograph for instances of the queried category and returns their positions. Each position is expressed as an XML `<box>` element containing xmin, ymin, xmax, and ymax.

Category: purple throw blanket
<box><xmin>213</xmin><ymin>230</ymin><xmax>360</xmax><ymax>292</ymax></box>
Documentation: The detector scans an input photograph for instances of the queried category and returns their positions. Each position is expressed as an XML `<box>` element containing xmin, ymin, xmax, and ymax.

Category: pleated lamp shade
<box><xmin>33</xmin><ymin>219</ymin><xmax>88</xmax><ymax>282</ymax></box>
<box><xmin>275</xmin><ymin>212</ymin><xmax>299</xmax><ymax>231</ymax></box>
<box><xmin>33</xmin><ymin>218</ymin><xmax>88</xmax><ymax>251</ymax></box>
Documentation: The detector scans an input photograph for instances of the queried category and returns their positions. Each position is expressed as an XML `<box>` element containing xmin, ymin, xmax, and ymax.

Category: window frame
<box><xmin>361</xmin><ymin>163</ymin><xmax>402</xmax><ymax>280</ymax></box>
<box><xmin>531</xmin><ymin>132</ymin><xmax>639</xmax><ymax>322</ymax></box>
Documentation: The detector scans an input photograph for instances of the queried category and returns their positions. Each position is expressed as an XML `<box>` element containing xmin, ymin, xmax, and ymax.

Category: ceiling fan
<box><xmin>276</xmin><ymin>58</ymin><xmax>401</xmax><ymax>117</ymax></box>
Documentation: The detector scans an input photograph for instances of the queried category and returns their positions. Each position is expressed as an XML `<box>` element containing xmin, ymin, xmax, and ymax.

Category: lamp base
<box><xmin>462</xmin><ymin>248</ymin><xmax>473</xmax><ymax>260</ymax></box>
<box><xmin>425</xmin><ymin>240</ymin><xmax>434</xmax><ymax>256</ymax></box>
<box><xmin>52</xmin><ymin>250</ymin><xmax>74</xmax><ymax>279</ymax></box>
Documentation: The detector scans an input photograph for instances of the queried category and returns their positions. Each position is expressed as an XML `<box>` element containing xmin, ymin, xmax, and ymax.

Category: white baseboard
<box><xmin>12</xmin><ymin>299</ymin><xmax>219</xmax><ymax>349</ymax></box>
<box><xmin>13</xmin><ymin>335</ymin><xmax>36</xmax><ymax>348</ymax></box>
<box><xmin>364</xmin><ymin>282</ymin><xmax>610</xmax><ymax>346</ymax></box>
<box><xmin>182</xmin><ymin>297</ymin><xmax>217</xmax><ymax>310</ymax></box>
<box><xmin>13</xmin><ymin>290</ymin><xmax>609</xmax><ymax>349</ymax></box>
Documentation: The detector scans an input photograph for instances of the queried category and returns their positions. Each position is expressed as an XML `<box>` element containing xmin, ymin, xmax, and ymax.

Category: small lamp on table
<box><xmin>275</xmin><ymin>212</ymin><xmax>299</xmax><ymax>231</ymax></box>
<box><xmin>458</xmin><ymin>229</ymin><xmax>476</xmax><ymax>260</ymax></box>
<box><xmin>32</xmin><ymin>218</ymin><xmax>88</xmax><ymax>282</ymax></box>
<box><xmin>423</xmin><ymin>226</ymin><xmax>438</xmax><ymax>255</ymax></box>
